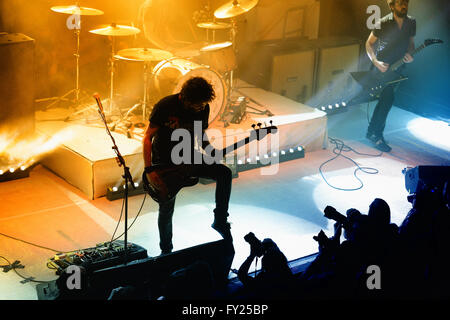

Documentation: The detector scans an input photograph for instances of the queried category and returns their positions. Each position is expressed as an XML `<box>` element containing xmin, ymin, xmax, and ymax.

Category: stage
<box><xmin>35</xmin><ymin>80</ymin><xmax>328</xmax><ymax>199</ymax></box>
<box><xmin>1</xmin><ymin>98</ymin><xmax>449</xmax><ymax>299</ymax></box>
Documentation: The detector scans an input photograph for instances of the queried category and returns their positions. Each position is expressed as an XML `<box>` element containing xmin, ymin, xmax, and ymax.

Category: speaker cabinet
<box><xmin>271</xmin><ymin>49</ymin><xmax>316</xmax><ymax>103</ymax></box>
<box><xmin>404</xmin><ymin>166</ymin><xmax>450</xmax><ymax>194</ymax></box>
<box><xmin>67</xmin><ymin>239</ymin><xmax>235</xmax><ymax>299</ymax></box>
<box><xmin>0</xmin><ymin>33</ymin><xmax>35</xmax><ymax>138</ymax></box>
<box><xmin>314</xmin><ymin>43</ymin><xmax>361</xmax><ymax>105</ymax></box>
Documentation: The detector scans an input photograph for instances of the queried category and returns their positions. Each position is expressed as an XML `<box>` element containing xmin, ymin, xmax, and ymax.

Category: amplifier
<box><xmin>0</xmin><ymin>33</ymin><xmax>35</xmax><ymax>138</ymax></box>
<box><xmin>403</xmin><ymin>166</ymin><xmax>450</xmax><ymax>194</ymax></box>
<box><xmin>271</xmin><ymin>49</ymin><xmax>316</xmax><ymax>103</ymax></box>
<box><xmin>314</xmin><ymin>43</ymin><xmax>361</xmax><ymax>106</ymax></box>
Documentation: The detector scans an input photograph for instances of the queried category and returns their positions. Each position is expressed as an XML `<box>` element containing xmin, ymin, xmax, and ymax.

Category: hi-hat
<box><xmin>214</xmin><ymin>0</ymin><xmax>259</xmax><ymax>19</ymax></box>
<box><xmin>197</xmin><ymin>21</ymin><xmax>231</xmax><ymax>30</ymax></box>
<box><xmin>51</xmin><ymin>5</ymin><xmax>104</xmax><ymax>16</ymax></box>
<box><xmin>89</xmin><ymin>23</ymin><xmax>141</xmax><ymax>36</ymax></box>
<box><xmin>115</xmin><ymin>48</ymin><xmax>173</xmax><ymax>62</ymax></box>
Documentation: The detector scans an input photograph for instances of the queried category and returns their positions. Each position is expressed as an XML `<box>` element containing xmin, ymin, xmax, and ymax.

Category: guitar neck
<box><xmin>221</xmin><ymin>136</ymin><xmax>253</xmax><ymax>156</ymax></box>
<box><xmin>390</xmin><ymin>43</ymin><xmax>425</xmax><ymax>71</ymax></box>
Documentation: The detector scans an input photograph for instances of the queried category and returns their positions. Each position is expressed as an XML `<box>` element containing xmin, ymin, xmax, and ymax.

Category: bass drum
<box><xmin>152</xmin><ymin>58</ymin><xmax>227</xmax><ymax>124</ymax></box>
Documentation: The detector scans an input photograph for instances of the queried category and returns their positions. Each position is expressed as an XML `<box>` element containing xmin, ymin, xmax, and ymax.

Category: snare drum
<box><xmin>152</xmin><ymin>58</ymin><xmax>227</xmax><ymax>124</ymax></box>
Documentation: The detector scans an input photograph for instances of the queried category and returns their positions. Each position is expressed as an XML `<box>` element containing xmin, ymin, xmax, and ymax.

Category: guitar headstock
<box><xmin>424</xmin><ymin>39</ymin><xmax>443</xmax><ymax>47</ymax></box>
<box><xmin>251</xmin><ymin>121</ymin><xmax>278</xmax><ymax>141</ymax></box>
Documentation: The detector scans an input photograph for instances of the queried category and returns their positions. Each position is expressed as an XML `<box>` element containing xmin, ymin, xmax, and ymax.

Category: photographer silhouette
<box><xmin>237</xmin><ymin>233</ymin><xmax>293</xmax><ymax>299</ymax></box>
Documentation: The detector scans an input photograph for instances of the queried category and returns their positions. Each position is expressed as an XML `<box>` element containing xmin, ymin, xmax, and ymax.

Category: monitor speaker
<box><xmin>0</xmin><ymin>33</ymin><xmax>35</xmax><ymax>138</ymax></box>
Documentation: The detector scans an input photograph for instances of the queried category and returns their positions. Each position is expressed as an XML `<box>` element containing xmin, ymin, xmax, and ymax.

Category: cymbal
<box><xmin>200</xmin><ymin>41</ymin><xmax>233</xmax><ymax>52</ymax></box>
<box><xmin>115</xmin><ymin>48</ymin><xmax>173</xmax><ymax>62</ymax></box>
<box><xmin>197</xmin><ymin>21</ymin><xmax>231</xmax><ymax>30</ymax></box>
<box><xmin>214</xmin><ymin>0</ymin><xmax>258</xmax><ymax>19</ymax></box>
<box><xmin>51</xmin><ymin>5</ymin><xmax>104</xmax><ymax>16</ymax></box>
<box><xmin>89</xmin><ymin>24</ymin><xmax>141</xmax><ymax>36</ymax></box>
<box><xmin>172</xmin><ymin>42</ymin><xmax>209</xmax><ymax>58</ymax></box>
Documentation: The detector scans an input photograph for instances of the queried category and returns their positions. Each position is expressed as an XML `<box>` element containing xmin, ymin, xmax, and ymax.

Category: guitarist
<box><xmin>143</xmin><ymin>77</ymin><xmax>232</xmax><ymax>255</ymax></box>
<box><xmin>365</xmin><ymin>0</ymin><xmax>416</xmax><ymax>152</ymax></box>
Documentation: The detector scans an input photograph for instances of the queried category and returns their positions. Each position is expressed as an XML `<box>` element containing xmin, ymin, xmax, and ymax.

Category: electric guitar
<box><xmin>142</xmin><ymin>122</ymin><xmax>278</xmax><ymax>203</ymax></box>
<box><xmin>348</xmin><ymin>38</ymin><xmax>443</xmax><ymax>104</ymax></box>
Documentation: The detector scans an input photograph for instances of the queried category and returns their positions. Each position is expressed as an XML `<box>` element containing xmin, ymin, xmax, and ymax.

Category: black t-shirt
<box><xmin>149</xmin><ymin>93</ymin><xmax>210</xmax><ymax>165</ymax></box>
<box><xmin>373</xmin><ymin>13</ymin><xmax>416</xmax><ymax>64</ymax></box>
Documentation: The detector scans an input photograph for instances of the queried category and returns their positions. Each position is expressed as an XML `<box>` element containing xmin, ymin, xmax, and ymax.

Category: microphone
<box><xmin>93</xmin><ymin>93</ymin><xmax>104</xmax><ymax>113</ymax></box>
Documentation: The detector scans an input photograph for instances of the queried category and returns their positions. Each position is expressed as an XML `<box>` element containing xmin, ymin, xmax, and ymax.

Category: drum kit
<box><xmin>44</xmin><ymin>0</ymin><xmax>260</xmax><ymax>130</ymax></box>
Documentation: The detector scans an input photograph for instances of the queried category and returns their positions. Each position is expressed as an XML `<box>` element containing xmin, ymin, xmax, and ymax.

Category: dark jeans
<box><xmin>368</xmin><ymin>83</ymin><xmax>397</xmax><ymax>137</ymax></box>
<box><xmin>158</xmin><ymin>163</ymin><xmax>232</xmax><ymax>253</ymax></box>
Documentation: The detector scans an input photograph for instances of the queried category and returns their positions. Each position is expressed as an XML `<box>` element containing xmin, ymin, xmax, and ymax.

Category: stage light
<box><xmin>342</xmin><ymin>102</ymin><xmax>347</xmax><ymax>107</ymax></box>
<box><xmin>106</xmin><ymin>182</ymin><xmax>146</xmax><ymax>201</ymax></box>
<box><xmin>289</xmin><ymin>148</ymin><xmax>294</xmax><ymax>153</ymax></box>
<box><xmin>321</xmin><ymin>106</ymin><xmax>326</xmax><ymax>111</ymax></box>
<box><xmin>247</xmin><ymin>158</ymin><xmax>251</xmax><ymax>163</ymax></box>
<box><xmin>328</xmin><ymin>105</ymin><xmax>333</xmax><ymax>110</ymax></box>
<box><xmin>0</xmin><ymin>165</ymin><xmax>32</xmax><ymax>182</ymax></box>
<box><xmin>281</xmin><ymin>150</ymin><xmax>286</xmax><ymax>155</ymax></box>
<box><xmin>335</xmin><ymin>104</ymin><xmax>340</xmax><ymax>108</ymax></box>
<box><xmin>237</xmin><ymin>160</ymin><xmax>243</xmax><ymax>165</ymax></box>
<box><xmin>298</xmin><ymin>146</ymin><xmax>303</xmax><ymax>152</ymax></box>
<box><xmin>255</xmin><ymin>156</ymin><xmax>260</xmax><ymax>161</ymax></box>
<box><xmin>272</xmin><ymin>152</ymin><xmax>277</xmax><ymax>157</ymax></box>
<box><xmin>264</xmin><ymin>154</ymin><xmax>269</xmax><ymax>159</ymax></box>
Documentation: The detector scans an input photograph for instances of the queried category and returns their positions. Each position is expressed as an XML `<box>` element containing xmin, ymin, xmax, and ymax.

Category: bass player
<box><xmin>142</xmin><ymin>77</ymin><xmax>232</xmax><ymax>255</ymax></box>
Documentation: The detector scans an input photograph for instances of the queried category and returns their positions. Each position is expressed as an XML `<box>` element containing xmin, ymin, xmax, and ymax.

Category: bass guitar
<box><xmin>142</xmin><ymin>122</ymin><xmax>278</xmax><ymax>203</ymax></box>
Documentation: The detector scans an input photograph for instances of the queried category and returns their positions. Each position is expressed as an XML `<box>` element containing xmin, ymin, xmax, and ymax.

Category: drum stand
<box><xmin>221</xmin><ymin>17</ymin><xmax>274</xmax><ymax>123</ymax></box>
<box><xmin>36</xmin><ymin>27</ymin><xmax>90</xmax><ymax>110</ymax></box>
<box><xmin>110</xmin><ymin>61</ymin><xmax>153</xmax><ymax>135</ymax></box>
<box><xmin>65</xmin><ymin>36</ymin><xmax>121</xmax><ymax>122</ymax></box>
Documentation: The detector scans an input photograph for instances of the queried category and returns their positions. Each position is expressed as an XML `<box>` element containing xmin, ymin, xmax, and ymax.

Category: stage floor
<box><xmin>1</xmin><ymin>103</ymin><xmax>449</xmax><ymax>299</ymax></box>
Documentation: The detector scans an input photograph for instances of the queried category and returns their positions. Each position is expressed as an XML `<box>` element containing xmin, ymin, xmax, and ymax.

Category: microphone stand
<box><xmin>94</xmin><ymin>94</ymin><xmax>136</xmax><ymax>264</ymax></box>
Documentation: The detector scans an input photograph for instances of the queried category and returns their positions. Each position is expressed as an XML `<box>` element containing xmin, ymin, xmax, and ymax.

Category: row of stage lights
<box><xmin>0</xmin><ymin>166</ymin><xmax>27</xmax><ymax>175</ymax></box>
<box><xmin>106</xmin><ymin>145</ymin><xmax>306</xmax><ymax>200</ymax></box>
<box><xmin>237</xmin><ymin>146</ymin><xmax>304</xmax><ymax>165</ymax></box>
<box><xmin>317</xmin><ymin>102</ymin><xmax>347</xmax><ymax>114</ymax></box>
<box><xmin>0</xmin><ymin>162</ymin><xmax>34</xmax><ymax>182</ymax></box>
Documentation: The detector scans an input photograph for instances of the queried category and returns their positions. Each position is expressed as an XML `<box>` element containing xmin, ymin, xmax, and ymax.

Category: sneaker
<box><xmin>366</xmin><ymin>132</ymin><xmax>391</xmax><ymax>152</ymax></box>
<box><xmin>367</xmin><ymin>131</ymin><xmax>390</xmax><ymax>143</ymax></box>
<box><xmin>211</xmin><ymin>221</ymin><xmax>233</xmax><ymax>241</ymax></box>
<box><xmin>366</xmin><ymin>131</ymin><xmax>376</xmax><ymax>142</ymax></box>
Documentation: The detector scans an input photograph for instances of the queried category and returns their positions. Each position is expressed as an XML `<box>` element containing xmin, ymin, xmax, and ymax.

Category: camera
<box><xmin>244</xmin><ymin>232</ymin><xmax>264</xmax><ymax>257</ymax></box>
<box><xmin>324</xmin><ymin>206</ymin><xmax>348</xmax><ymax>226</ymax></box>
